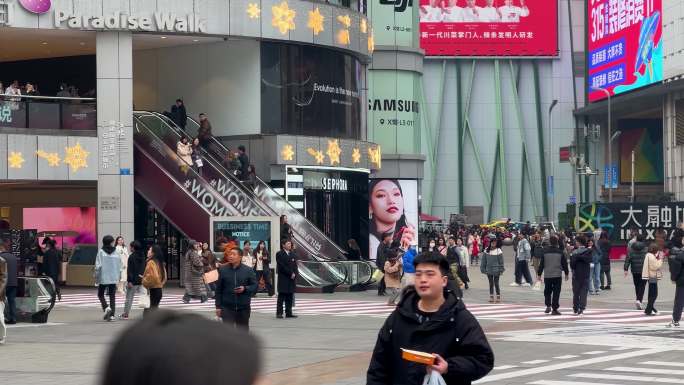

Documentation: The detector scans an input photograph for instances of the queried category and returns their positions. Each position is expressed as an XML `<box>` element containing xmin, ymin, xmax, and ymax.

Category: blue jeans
<box><xmin>589</xmin><ymin>264</ymin><xmax>601</xmax><ymax>293</ymax></box>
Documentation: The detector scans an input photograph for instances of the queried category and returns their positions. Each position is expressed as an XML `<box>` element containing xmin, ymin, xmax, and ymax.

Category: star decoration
<box><xmin>326</xmin><ymin>139</ymin><xmax>342</xmax><ymax>166</ymax></box>
<box><xmin>307</xmin><ymin>148</ymin><xmax>326</xmax><ymax>165</ymax></box>
<box><xmin>351</xmin><ymin>148</ymin><xmax>361</xmax><ymax>164</ymax></box>
<box><xmin>337</xmin><ymin>14</ymin><xmax>351</xmax><ymax>28</ymax></box>
<box><xmin>368</xmin><ymin>145</ymin><xmax>382</xmax><ymax>169</ymax></box>
<box><xmin>272</xmin><ymin>1</ymin><xmax>296</xmax><ymax>35</ymax></box>
<box><xmin>337</xmin><ymin>29</ymin><xmax>350</xmax><ymax>45</ymax></box>
<box><xmin>246</xmin><ymin>3</ymin><xmax>261</xmax><ymax>19</ymax></box>
<box><xmin>368</xmin><ymin>30</ymin><xmax>375</xmax><ymax>52</ymax></box>
<box><xmin>307</xmin><ymin>8</ymin><xmax>325</xmax><ymax>36</ymax></box>
<box><xmin>63</xmin><ymin>142</ymin><xmax>90</xmax><ymax>172</ymax></box>
<box><xmin>360</xmin><ymin>18</ymin><xmax>367</xmax><ymax>34</ymax></box>
<box><xmin>281</xmin><ymin>144</ymin><xmax>295</xmax><ymax>161</ymax></box>
<box><xmin>36</xmin><ymin>150</ymin><xmax>61</xmax><ymax>166</ymax></box>
<box><xmin>8</xmin><ymin>152</ymin><xmax>25</xmax><ymax>169</ymax></box>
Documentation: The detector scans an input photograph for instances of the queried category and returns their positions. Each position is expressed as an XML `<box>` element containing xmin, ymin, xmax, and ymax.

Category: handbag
<box><xmin>138</xmin><ymin>287</ymin><xmax>150</xmax><ymax>309</ymax></box>
<box><xmin>372</xmin><ymin>269</ymin><xmax>384</xmax><ymax>282</ymax></box>
<box><xmin>203</xmin><ymin>269</ymin><xmax>219</xmax><ymax>284</ymax></box>
<box><xmin>194</xmin><ymin>157</ymin><xmax>204</xmax><ymax>168</ymax></box>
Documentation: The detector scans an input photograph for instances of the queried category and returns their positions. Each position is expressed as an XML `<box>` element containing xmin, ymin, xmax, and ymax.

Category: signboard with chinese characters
<box><xmin>577</xmin><ymin>202</ymin><xmax>684</xmax><ymax>243</ymax></box>
<box><xmin>587</xmin><ymin>0</ymin><xmax>662</xmax><ymax>102</ymax></box>
<box><xmin>419</xmin><ymin>0</ymin><xmax>559</xmax><ymax>57</ymax></box>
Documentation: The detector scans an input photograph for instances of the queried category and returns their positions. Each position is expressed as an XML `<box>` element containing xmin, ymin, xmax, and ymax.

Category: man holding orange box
<box><xmin>367</xmin><ymin>253</ymin><xmax>494</xmax><ymax>385</ymax></box>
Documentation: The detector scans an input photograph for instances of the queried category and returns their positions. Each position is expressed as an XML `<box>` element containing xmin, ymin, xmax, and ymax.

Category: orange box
<box><xmin>401</xmin><ymin>349</ymin><xmax>435</xmax><ymax>365</ymax></box>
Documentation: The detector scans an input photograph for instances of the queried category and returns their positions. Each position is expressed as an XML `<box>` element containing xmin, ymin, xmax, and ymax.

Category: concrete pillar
<box><xmin>96</xmin><ymin>32</ymin><xmax>134</xmax><ymax>245</ymax></box>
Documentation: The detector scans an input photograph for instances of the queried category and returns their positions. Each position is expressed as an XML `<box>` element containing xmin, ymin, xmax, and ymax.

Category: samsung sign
<box><xmin>54</xmin><ymin>10</ymin><xmax>207</xmax><ymax>33</ymax></box>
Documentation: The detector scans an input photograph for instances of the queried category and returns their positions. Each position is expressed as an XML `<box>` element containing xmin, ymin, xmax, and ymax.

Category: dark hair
<box><xmin>130</xmin><ymin>240</ymin><xmax>142</xmax><ymax>252</ymax></box>
<box><xmin>256</xmin><ymin>240</ymin><xmax>267</xmax><ymax>251</ymax></box>
<box><xmin>413</xmin><ymin>252</ymin><xmax>450</xmax><ymax>277</ymax></box>
<box><xmin>176</xmin><ymin>98</ymin><xmax>183</xmax><ymax>103</ymax></box>
<box><xmin>148</xmin><ymin>244</ymin><xmax>166</xmax><ymax>282</ymax></box>
<box><xmin>486</xmin><ymin>238</ymin><xmax>499</xmax><ymax>252</ymax></box>
<box><xmin>281</xmin><ymin>239</ymin><xmax>292</xmax><ymax>248</ymax></box>
<box><xmin>647</xmin><ymin>243</ymin><xmax>659</xmax><ymax>254</ymax></box>
<box><xmin>238</xmin><ymin>145</ymin><xmax>246</xmax><ymax>152</ymax></box>
<box><xmin>369</xmin><ymin>179</ymin><xmax>408</xmax><ymax>241</ymax></box>
<box><xmin>549</xmin><ymin>235</ymin><xmax>559</xmax><ymax>248</ymax></box>
<box><xmin>348</xmin><ymin>238</ymin><xmax>361</xmax><ymax>252</ymax></box>
<box><xmin>575</xmin><ymin>235</ymin><xmax>588</xmax><ymax>247</ymax></box>
<box><xmin>102</xmin><ymin>235</ymin><xmax>115</xmax><ymax>254</ymax></box>
<box><xmin>243</xmin><ymin>240</ymin><xmax>251</xmax><ymax>246</ymax></box>
<box><xmin>280</xmin><ymin>215</ymin><xmax>287</xmax><ymax>224</ymax></box>
<box><xmin>101</xmin><ymin>311</ymin><xmax>261</xmax><ymax>385</ymax></box>
<box><xmin>636</xmin><ymin>234</ymin><xmax>647</xmax><ymax>243</ymax></box>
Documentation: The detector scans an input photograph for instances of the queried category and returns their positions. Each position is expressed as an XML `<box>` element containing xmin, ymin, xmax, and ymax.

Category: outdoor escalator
<box><xmin>133</xmin><ymin>112</ymin><xmax>374</xmax><ymax>291</ymax></box>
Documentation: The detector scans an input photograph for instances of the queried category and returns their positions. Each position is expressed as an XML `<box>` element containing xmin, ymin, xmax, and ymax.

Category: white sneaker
<box><xmin>521</xmin><ymin>283</ymin><xmax>531</xmax><ymax>287</ymax></box>
<box><xmin>103</xmin><ymin>307</ymin><xmax>112</xmax><ymax>321</ymax></box>
<box><xmin>0</xmin><ymin>338</ymin><xmax>5</xmax><ymax>345</ymax></box>
<box><xmin>635</xmin><ymin>301</ymin><xmax>643</xmax><ymax>310</ymax></box>
<box><xmin>666</xmin><ymin>321</ymin><xmax>680</xmax><ymax>328</ymax></box>
<box><xmin>509</xmin><ymin>282</ymin><xmax>521</xmax><ymax>287</ymax></box>
<box><xmin>653</xmin><ymin>309</ymin><xmax>660</xmax><ymax>315</ymax></box>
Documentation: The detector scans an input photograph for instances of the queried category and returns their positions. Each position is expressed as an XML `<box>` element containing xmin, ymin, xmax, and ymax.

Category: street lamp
<box><xmin>548</xmin><ymin>99</ymin><xmax>558</xmax><ymax>224</ymax></box>
<box><xmin>591</xmin><ymin>86</ymin><xmax>612</xmax><ymax>202</ymax></box>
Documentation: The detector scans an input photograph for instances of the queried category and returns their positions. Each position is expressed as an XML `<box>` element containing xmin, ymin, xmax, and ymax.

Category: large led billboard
<box><xmin>587</xmin><ymin>0</ymin><xmax>662</xmax><ymax>102</ymax></box>
<box><xmin>419</xmin><ymin>0</ymin><xmax>558</xmax><ymax>57</ymax></box>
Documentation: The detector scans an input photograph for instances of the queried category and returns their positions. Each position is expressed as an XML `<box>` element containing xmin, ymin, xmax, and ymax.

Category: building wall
<box><xmin>133</xmin><ymin>40</ymin><xmax>262</xmax><ymax>136</ymax></box>
<box><xmin>421</xmin><ymin>0</ymin><xmax>584</xmax><ymax>223</ymax></box>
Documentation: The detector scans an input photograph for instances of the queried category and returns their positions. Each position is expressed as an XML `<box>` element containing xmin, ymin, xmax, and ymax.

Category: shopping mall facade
<box><xmin>0</xmin><ymin>0</ymin><xmax>383</xmax><ymax>282</ymax></box>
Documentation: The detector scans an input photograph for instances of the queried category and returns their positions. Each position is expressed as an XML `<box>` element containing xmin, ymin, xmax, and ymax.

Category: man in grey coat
<box><xmin>512</xmin><ymin>234</ymin><xmax>533</xmax><ymax>287</ymax></box>
<box><xmin>537</xmin><ymin>235</ymin><xmax>569</xmax><ymax>315</ymax></box>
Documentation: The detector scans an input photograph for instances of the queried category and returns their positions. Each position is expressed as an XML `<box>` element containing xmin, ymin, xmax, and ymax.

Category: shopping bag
<box><xmin>532</xmin><ymin>280</ymin><xmax>542</xmax><ymax>291</ymax></box>
<box><xmin>138</xmin><ymin>288</ymin><xmax>151</xmax><ymax>309</ymax></box>
<box><xmin>203</xmin><ymin>270</ymin><xmax>219</xmax><ymax>284</ymax></box>
<box><xmin>372</xmin><ymin>269</ymin><xmax>384</xmax><ymax>282</ymax></box>
<box><xmin>422</xmin><ymin>371</ymin><xmax>446</xmax><ymax>385</ymax></box>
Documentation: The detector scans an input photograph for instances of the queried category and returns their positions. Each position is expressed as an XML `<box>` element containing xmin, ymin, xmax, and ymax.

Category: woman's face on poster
<box><xmin>370</xmin><ymin>180</ymin><xmax>404</xmax><ymax>226</ymax></box>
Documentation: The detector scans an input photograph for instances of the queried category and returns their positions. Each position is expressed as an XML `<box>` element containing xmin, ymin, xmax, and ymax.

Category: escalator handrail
<box><xmin>296</xmin><ymin>260</ymin><xmax>348</xmax><ymax>288</ymax></box>
<box><xmin>145</xmin><ymin>111</ymin><xmax>348</xmax><ymax>260</ymax></box>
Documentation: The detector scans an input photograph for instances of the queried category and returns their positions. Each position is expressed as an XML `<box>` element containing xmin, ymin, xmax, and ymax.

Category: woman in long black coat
<box><xmin>43</xmin><ymin>239</ymin><xmax>61</xmax><ymax>299</ymax></box>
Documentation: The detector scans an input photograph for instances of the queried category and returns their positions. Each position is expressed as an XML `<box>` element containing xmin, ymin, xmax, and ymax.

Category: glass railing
<box><xmin>297</xmin><ymin>260</ymin><xmax>347</xmax><ymax>291</ymax></box>
<box><xmin>0</xmin><ymin>95</ymin><xmax>96</xmax><ymax>130</ymax></box>
<box><xmin>16</xmin><ymin>276</ymin><xmax>57</xmax><ymax>323</ymax></box>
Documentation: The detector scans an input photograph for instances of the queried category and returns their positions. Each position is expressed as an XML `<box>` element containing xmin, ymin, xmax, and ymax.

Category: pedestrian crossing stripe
<box><xmin>524</xmin><ymin>362</ymin><xmax>684</xmax><ymax>385</ymax></box>
<box><xmin>53</xmin><ymin>293</ymin><xmax>671</xmax><ymax>324</ymax></box>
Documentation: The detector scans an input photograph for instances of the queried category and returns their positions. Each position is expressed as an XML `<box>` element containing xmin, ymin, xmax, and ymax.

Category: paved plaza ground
<box><xmin>2</xmin><ymin>248</ymin><xmax>683</xmax><ymax>385</ymax></box>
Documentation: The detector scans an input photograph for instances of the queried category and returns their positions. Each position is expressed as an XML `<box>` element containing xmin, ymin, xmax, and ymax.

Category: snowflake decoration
<box><xmin>307</xmin><ymin>148</ymin><xmax>326</xmax><ymax>165</ymax></box>
<box><xmin>368</xmin><ymin>30</ymin><xmax>375</xmax><ymax>52</ymax></box>
<box><xmin>8</xmin><ymin>152</ymin><xmax>25</xmax><ymax>169</ymax></box>
<box><xmin>36</xmin><ymin>150</ymin><xmax>61</xmax><ymax>167</ymax></box>
<box><xmin>337</xmin><ymin>29</ymin><xmax>350</xmax><ymax>45</ymax></box>
<box><xmin>281</xmin><ymin>145</ymin><xmax>295</xmax><ymax>161</ymax></box>
<box><xmin>326</xmin><ymin>139</ymin><xmax>342</xmax><ymax>166</ymax></box>
<box><xmin>247</xmin><ymin>3</ymin><xmax>261</xmax><ymax>19</ymax></box>
<box><xmin>368</xmin><ymin>145</ymin><xmax>381</xmax><ymax>169</ymax></box>
<box><xmin>307</xmin><ymin>8</ymin><xmax>325</xmax><ymax>36</ymax></box>
<box><xmin>360</xmin><ymin>18</ymin><xmax>367</xmax><ymax>34</ymax></box>
<box><xmin>272</xmin><ymin>1</ymin><xmax>296</xmax><ymax>35</ymax></box>
<box><xmin>351</xmin><ymin>148</ymin><xmax>361</xmax><ymax>164</ymax></box>
<box><xmin>63</xmin><ymin>142</ymin><xmax>90</xmax><ymax>172</ymax></box>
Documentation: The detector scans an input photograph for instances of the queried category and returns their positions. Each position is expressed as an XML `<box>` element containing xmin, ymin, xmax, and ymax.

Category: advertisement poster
<box><xmin>587</xmin><ymin>0</ymin><xmax>662</xmax><ymax>102</ymax></box>
<box><xmin>419</xmin><ymin>0</ymin><xmax>558</xmax><ymax>56</ymax></box>
<box><xmin>578</xmin><ymin>202</ymin><xmax>682</xmax><ymax>243</ymax></box>
<box><xmin>368</xmin><ymin>179</ymin><xmax>419</xmax><ymax>261</ymax></box>
<box><xmin>22</xmin><ymin>207</ymin><xmax>97</xmax><ymax>248</ymax></box>
<box><xmin>213</xmin><ymin>220</ymin><xmax>272</xmax><ymax>255</ymax></box>
<box><xmin>618</xmin><ymin>119</ymin><xmax>663</xmax><ymax>184</ymax></box>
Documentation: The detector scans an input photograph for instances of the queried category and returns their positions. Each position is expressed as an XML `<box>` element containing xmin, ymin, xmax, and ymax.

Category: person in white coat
<box><xmin>442</xmin><ymin>0</ymin><xmax>464</xmax><ymax>22</ymax></box>
<box><xmin>115</xmin><ymin>236</ymin><xmax>129</xmax><ymax>295</ymax></box>
<box><xmin>478</xmin><ymin>0</ymin><xmax>501</xmax><ymax>22</ymax></box>
<box><xmin>462</xmin><ymin>0</ymin><xmax>480</xmax><ymax>22</ymax></box>
<box><xmin>498</xmin><ymin>0</ymin><xmax>529</xmax><ymax>22</ymax></box>
<box><xmin>420</xmin><ymin>0</ymin><xmax>444</xmax><ymax>22</ymax></box>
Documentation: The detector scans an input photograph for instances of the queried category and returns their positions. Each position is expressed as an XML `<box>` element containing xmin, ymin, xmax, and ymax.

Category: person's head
<box><xmin>348</xmin><ymin>238</ymin><xmax>360</xmax><ymax>251</ymax></box>
<box><xmin>101</xmin><ymin>311</ymin><xmax>261</xmax><ymax>385</ymax></box>
<box><xmin>26</xmin><ymin>82</ymin><xmax>34</xmax><ymax>92</ymax></box>
<box><xmin>412</xmin><ymin>252</ymin><xmax>450</xmax><ymax>300</ymax></box>
<box><xmin>281</xmin><ymin>215</ymin><xmax>288</xmax><ymax>224</ymax></box>
<box><xmin>225</xmin><ymin>247</ymin><xmax>242</xmax><ymax>266</ymax></box>
<box><xmin>587</xmin><ymin>239</ymin><xmax>594</xmax><ymax>248</ymax></box>
<box><xmin>199</xmin><ymin>113</ymin><xmax>206</xmax><ymax>121</ymax></box>
<box><xmin>181</xmin><ymin>136</ymin><xmax>189</xmax><ymax>144</ymax></box>
<box><xmin>130</xmin><ymin>240</ymin><xmax>142</xmax><ymax>253</ymax></box>
<box><xmin>102</xmin><ymin>235</ymin><xmax>115</xmax><ymax>249</ymax></box>
<box><xmin>575</xmin><ymin>235</ymin><xmax>588</xmax><ymax>248</ymax></box>
<box><xmin>488</xmin><ymin>238</ymin><xmax>499</xmax><ymax>250</ymax></box>
<box><xmin>369</xmin><ymin>179</ymin><xmax>406</xmax><ymax>233</ymax></box>
<box><xmin>281</xmin><ymin>239</ymin><xmax>292</xmax><ymax>251</ymax></box>
<box><xmin>438</xmin><ymin>238</ymin><xmax>445</xmax><ymax>246</ymax></box>
<box><xmin>176</xmin><ymin>98</ymin><xmax>183</xmax><ymax>106</ymax></box>
<box><xmin>647</xmin><ymin>243</ymin><xmax>659</xmax><ymax>254</ymax></box>
<box><xmin>429</xmin><ymin>239</ymin><xmax>436</xmax><ymax>249</ymax></box>
<box><xmin>256</xmin><ymin>240</ymin><xmax>266</xmax><ymax>252</ymax></box>
<box><xmin>448</xmin><ymin>237</ymin><xmax>456</xmax><ymax>246</ymax></box>
<box><xmin>115</xmin><ymin>236</ymin><xmax>124</xmax><ymax>247</ymax></box>
<box><xmin>549</xmin><ymin>235</ymin><xmax>559</xmax><ymax>248</ymax></box>
<box><xmin>243</xmin><ymin>241</ymin><xmax>252</xmax><ymax>251</ymax></box>
<box><xmin>382</xmin><ymin>232</ymin><xmax>392</xmax><ymax>245</ymax></box>
<box><xmin>202</xmin><ymin>242</ymin><xmax>209</xmax><ymax>251</ymax></box>
<box><xmin>238</xmin><ymin>145</ymin><xmax>246</xmax><ymax>154</ymax></box>
<box><xmin>11</xmin><ymin>80</ymin><xmax>19</xmax><ymax>88</ymax></box>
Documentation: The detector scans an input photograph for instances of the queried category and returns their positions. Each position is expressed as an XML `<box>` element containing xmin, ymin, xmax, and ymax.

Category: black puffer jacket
<box><xmin>127</xmin><ymin>251</ymin><xmax>146</xmax><ymax>286</ymax></box>
<box><xmin>598</xmin><ymin>239</ymin><xmax>611</xmax><ymax>270</ymax></box>
<box><xmin>570</xmin><ymin>247</ymin><xmax>593</xmax><ymax>279</ymax></box>
<box><xmin>624</xmin><ymin>241</ymin><xmax>647</xmax><ymax>275</ymax></box>
<box><xmin>669</xmin><ymin>247</ymin><xmax>684</xmax><ymax>287</ymax></box>
<box><xmin>367</xmin><ymin>288</ymin><xmax>494</xmax><ymax>385</ymax></box>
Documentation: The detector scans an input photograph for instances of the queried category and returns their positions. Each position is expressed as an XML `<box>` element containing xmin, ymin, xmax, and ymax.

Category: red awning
<box><xmin>420</xmin><ymin>213</ymin><xmax>442</xmax><ymax>222</ymax></box>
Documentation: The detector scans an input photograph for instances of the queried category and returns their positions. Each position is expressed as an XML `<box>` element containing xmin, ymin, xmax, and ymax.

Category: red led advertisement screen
<box><xmin>587</xmin><ymin>0</ymin><xmax>662</xmax><ymax>102</ymax></box>
<box><xmin>419</xmin><ymin>0</ymin><xmax>558</xmax><ymax>57</ymax></box>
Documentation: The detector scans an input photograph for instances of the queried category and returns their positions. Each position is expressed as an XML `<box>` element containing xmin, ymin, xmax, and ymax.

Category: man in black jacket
<box><xmin>570</xmin><ymin>235</ymin><xmax>593</xmax><ymax>316</ymax></box>
<box><xmin>624</xmin><ymin>235</ymin><xmax>648</xmax><ymax>310</ymax></box>
<box><xmin>367</xmin><ymin>253</ymin><xmax>494</xmax><ymax>385</ymax></box>
<box><xmin>0</xmin><ymin>243</ymin><xmax>17</xmax><ymax>324</ymax></box>
<box><xmin>276</xmin><ymin>240</ymin><xmax>299</xmax><ymax>318</ymax></box>
<box><xmin>537</xmin><ymin>235</ymin><xmax>569</xmax><ymax>315</ymax></box>
<box><xmin>667</xmin><ymin>237</ymin><xmax>684</xmax><ymax>328</ymax></box>
<box><xmin>215</xmin><ymin>247</ymin><xmax>258</xmax><ymax>330</ymax></box>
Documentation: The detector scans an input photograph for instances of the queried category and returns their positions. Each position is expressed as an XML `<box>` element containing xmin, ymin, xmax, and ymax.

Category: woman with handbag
<box><xmin>183</xmin><ymin>241</ymin><xmax>207</xmax><ymax>303</ymax></box>
<box><xmin>142</xmin><ymin>245</ymin><xmax>167</xmax><ymax>317</ymax></box>
<box><xmin>642</xmin><ymin>243</ymin><xmax>664</xmax><ymax>316</ymax></box>
<box><xmin>201</xmin><ymin>242</ymin><xmax>217</xmax><ymax>298</ymax></box>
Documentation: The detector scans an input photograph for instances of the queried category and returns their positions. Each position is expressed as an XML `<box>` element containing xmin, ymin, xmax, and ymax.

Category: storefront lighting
<box><xmin>337</xmin><ymin>15</ymin><xmax>351</xmax><ymax>28</ymax></box>
<box><xmin>336</xmin><ymin>29</ymin><xmax>350</xmax><ymax>45</ymax></box>
<box><xmin>247</xmin><ymin>3</ymin><xmax>261</xmax><ymax>19</ymax></box>
<box><xmin>307</xmin><ymin>7</ymin><xmax>325</xmax><ymax>36</ymax></box>
<box><xmin>307</xmin><ymin>148</ymin><xmax>326</xmax><ymax>165</ymax></box>
<box><xmin>352</xmin><ymin>148</ymin><xmax>361</xmax><ymax>164</ymax></box>
<box><xmin>326</xmin><ymin>139</ymin><xmax>342</xmax><ymax>166</ymax></box>
<box><xmin>368</xmin><ymin>145</ymin><xmax>381</xmax><ymax>169</ymax></box>
<box><xmin>7</xmin><ymin>152</ymin><xmax>24</xmax><ymax>169</ymax></box>
<box><xmin>272</xmin><ymin>1</ymin><xmax>296</xmax><ymax>35</ymax></box>
<box><xmin>64</xmin><ymin>142</ymin><xmax>90</xmax><ymax>172</ymax></box>
<box><xmin>360</xmin><ymin>18</ymin><xmax>367</xmax><ymax>34</ymax></box>
<box><xmin>368</xmin><ymin>30</ymin><xmax>375</xmax><ymax>52</ymax></box>
<box><xmin>36</xmin><ymin>150</ymin><xmax>61</xmax><ymax>167</ymax></box>
<box><xmin>281</xmin><ymin>144</ymin><xmax>295</xmax><ymax>161</ymax></box>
